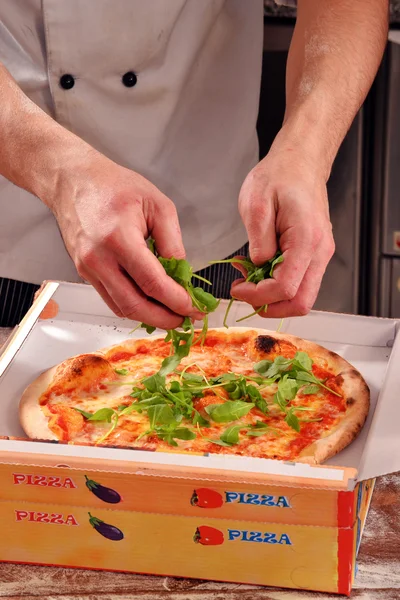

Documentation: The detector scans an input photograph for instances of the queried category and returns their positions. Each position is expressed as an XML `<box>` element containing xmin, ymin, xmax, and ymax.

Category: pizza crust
<box><xmin>19</xmin><ymin>366</ymin><xmax>59</xmax><ymax>440</ymax></box>
<box><xmin>19</xmin><ymin>327</ymin><xmax>370</xmax><ymax>464</ymax></box>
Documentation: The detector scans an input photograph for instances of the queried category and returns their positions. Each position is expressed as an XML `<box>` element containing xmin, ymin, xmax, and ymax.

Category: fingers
<box><xmin>231</xmin><ymin>222</ymin><xmax>318</xmax><ymax>306</ymax></box>
<box><xmin>84</xmin><ymin>265</ymin><xmax>187</xmax><ymax>329</ymax></box>
<box><xmin>117</xmin><ymin>229</ymin><xmax>201</xmax><ymax>318</ymax></box>
<box><xmin>258</xmin><ymin>250</ymin><xmax>330</xmax><ymax>318</ymax></box>
<box><xmin>149</xmin><ymin>196</ymin><xmax>186</xmax><ymax>260</ymax></box>
<box><xmin>232</xmin><ymin>238</ymin><xmax>334</xmax><ymax>319</ymax></box>
<box><xmin>239</xmin><ymin>190</ymin><xmax>278</xmax><ymax>265</ymax></box>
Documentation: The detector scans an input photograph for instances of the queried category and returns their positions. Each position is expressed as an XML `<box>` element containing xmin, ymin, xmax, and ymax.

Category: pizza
<box><xmin>19</xmin><ymin>328</ymin><xmax>370</xmax><ymax>464</ymax></box>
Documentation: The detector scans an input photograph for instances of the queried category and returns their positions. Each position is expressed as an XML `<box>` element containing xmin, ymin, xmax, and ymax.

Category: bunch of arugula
<box><xmin>209</xmin><ymin>251</ymin><xmax>284</xmax><ymax>326</ymax></box>
<box><xmin>132</xmin><ymin>239</ymin><xmax>220</xmax><ymax>378</ymax></box>
<box><xmin>74</xmin><ymin>349</ymin><xmax>340</xmax><ymax>447</ymax></box>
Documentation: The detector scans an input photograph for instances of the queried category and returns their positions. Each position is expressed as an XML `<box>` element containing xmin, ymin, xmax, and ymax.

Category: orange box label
<box><xmin>0</xmin><ymin>464</ymin><xmax>350</xmax><ymax>527</ymax></box>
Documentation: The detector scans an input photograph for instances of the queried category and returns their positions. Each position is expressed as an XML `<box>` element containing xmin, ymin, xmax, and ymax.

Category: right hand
<box><xmin>50</xmin><ymin>154</ymin><xmax>200</xmax><ymax>329</ymax></box>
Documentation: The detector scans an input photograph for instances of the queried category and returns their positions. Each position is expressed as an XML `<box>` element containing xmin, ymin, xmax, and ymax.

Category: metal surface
<box><xmin>382</xmin><ymin>39</ymin><xmax>400</xmax><ymax>257</ymax></box>
<box><xmin>368</xmin><ymin>33</ymin><xmax>400</xmax><ymax>318</ymax></box>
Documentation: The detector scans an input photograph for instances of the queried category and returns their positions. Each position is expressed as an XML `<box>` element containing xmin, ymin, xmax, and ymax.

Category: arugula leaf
<box><xmin>301</xmin><ymin>384</ymin><xmax>321</xmax><ymax>395</ymax></box>
<box><xmin>170</xmin><ymin>427</ymin><xmax>197</xmax><ymax>441</ymax></box>
<box><xmin>246</xmin><ymin>430</ymin><xmax>268</xmax><ymax>437</ymax></box>
<box><xmin>147</xmin><ymin>404</ymin><xmax>176</xmax><ymax>428</ymax></box>
<box><xmin>191</xmin><ymin>287</ymin><xmax>220</xmax><ymax>313</ymax></box>
<box><xmin>205</xmin><ymin>400</ymin><xmax>255</xmax><ymax>423</ymax></box>
<box><xmin>285</xmin><ymin>408</ymin><xmax>300</xmax><ymax>433</ymax></box>
<box><xmin>293</xmin><ymin>371</ymin><xmax>316</xmax><ymax>383</ymax></box>
<box><xmin>142</xmin><ymin>373</ymin><xmax>166</xmax><ymax>393</ymax></box>
<box><xmin>159</xmin><ymin>354</ymin><xmax>183</xmax><ymax>377</ymax></box>
<box><xmin>269</xmin><ymin>253</ymin><xmax>284</xmax><ymax>276</ymax></box>
<box><xmin>224</xmin><ymin>377</ymin><xmax>247</xmax><ymax>400</ymax></box>
<box><xmin>73</xmin><ymin>407</ymin><xmax>94</xmax><ymax>419</ymax></box>
<box><xmin>246</xmin><ymin>384</ymin><xmax>269</xmax><ymax>414</ymax></box>
<box><xmin>251</xmin><ymin>421</ymin><xmax>270</xmax><ymax>429</ymax></box>
<box><xmin>207</xmin><ymin>438</ymin><xmax>233</xmax><ymax>447</ymax></box>
<box><xmin>278</xmin><ymin>375</ymin><xmax>299</xmax><ymax>401</ymax></box>
<box><xmin>115</xmin><ymin>368</ymin><xmax>129</xmax><ymax>376</ymax></box>
<box><xmin>142</xmin><ymin>324</ymin><xmax>157</xmax><ymax>335</ymax></box>
<box><xmin>154</xmin><ymin>423</ymin><xmax>196</xmax><ymax>446</ymax></box>
<box><xmin>77</xmin><ymin>408</ymin><xmax>116</xmax><ymax>423</ymax></box>
<box><xmin>180</xmin><ymin>372</ymin><xmax>204</xmax><ymax>384</ymax></box>
<box><xmin>210</xmin><ymin>251</ymin><xmax>283</xmax><ymax>326</ymax></box>
<box><xmin>220</xmin><ymin>424</ymin><xmax>243</xmax><ymax>445</ymax></box>
<box><xmin>121</xmin><ymin>395</ymin><xmax>167</xmax><ymax>415</ymax></box>
<box><xmin>293</xmin><ymin>351</ymin><xmax>313</xmax><ymax>372</ymax></box>
<box><xmin>253</xmin><ymin>359</ymin><xmax>273</xmax><ymax>377</ymax></box>
<box><xmin>192</xmin><ymin>410</ymin><xmax>210</xmax><ymax>427</ymax></box>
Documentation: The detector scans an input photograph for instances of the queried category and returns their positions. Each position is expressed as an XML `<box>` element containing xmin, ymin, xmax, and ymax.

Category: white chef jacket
<box><xmin>0</xmin><ymin>0</ymin><xmax>276</xmax><ymax>285</ymax></box>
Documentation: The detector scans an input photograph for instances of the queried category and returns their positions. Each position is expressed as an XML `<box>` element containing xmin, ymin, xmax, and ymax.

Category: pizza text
<box><xmin>228</xmin><ymin>529</ymin><xmax>292</xmax><ymax>545</ymax></box>
<box><xmin>225</xmin><ymin>492</ymin><xmax>290</xmax><ymax>508</ymax></box>
<box><xmin>12</xmin><ymin>473</ymin><xmax>77</xmax><ymax>489</ymax></box>
<box><xmin>15</xmin><ymin>510</ymin><xmax>79</xmax><ymax>526</ymax></box>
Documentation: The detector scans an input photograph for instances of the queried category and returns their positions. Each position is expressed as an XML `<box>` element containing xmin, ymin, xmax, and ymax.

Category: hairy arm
<box><xmin>284</xmin><ymin>0</ymin><xmax>388</xmax><ymax>179</ymax></box>
<box><xmin>235</xmin><ymin>0</ymin><xmax>388</xmax><ymax>317</ymax></box>
<box><xmin>0</xmin><ymin>63</ymin><xmax>196</xmax><ymax>327</ymax></box>
<box><xmin>0</xmin><ymin>63</ymin><xmax>94</xmax><ymax>201</ymax></box>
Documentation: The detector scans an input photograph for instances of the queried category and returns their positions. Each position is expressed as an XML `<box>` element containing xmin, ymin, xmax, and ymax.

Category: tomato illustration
<box><xmin>190</xmin><ymin>488</ymin><xmax>224</xmax><ymax>509</ymax></box>
<box><xmin>194</xmin><ymin>525</ymin><xmax>224</xmax><ymax>546</ymax></box>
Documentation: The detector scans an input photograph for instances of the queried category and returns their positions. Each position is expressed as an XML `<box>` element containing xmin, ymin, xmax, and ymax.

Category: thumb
<box><xmin>150</xmin><ymin>195</ymin><xmax>186</xmax><ymax>260</ymax></box>
<box><xmin>239</xmin><ymin>194</ymin><xmax>277</xmax><ymax>266</ymax></box>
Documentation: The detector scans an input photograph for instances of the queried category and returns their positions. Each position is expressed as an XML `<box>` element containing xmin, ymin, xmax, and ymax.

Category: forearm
<box><xmin>0</xmin><ymin>63</ymin><xmax>97</xmax><ymax>210</ymax></box>
<box><xmin>280</xmin><ymin>0</ymin><xmax>388</xmax><ymax>180</ymax></box>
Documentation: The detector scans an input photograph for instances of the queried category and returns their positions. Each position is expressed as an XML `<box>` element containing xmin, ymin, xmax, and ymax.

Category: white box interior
<box><xmin>0</xmin><ymin>282</ymin><xmax>399</xmax><ymax>486</ymax></box>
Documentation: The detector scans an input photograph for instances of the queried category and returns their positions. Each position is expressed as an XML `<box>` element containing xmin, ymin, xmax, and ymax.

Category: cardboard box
<box><xmin>0</xmin><ymin>282</ymin><xmax>398</xmax><ymax>595</ymax></box>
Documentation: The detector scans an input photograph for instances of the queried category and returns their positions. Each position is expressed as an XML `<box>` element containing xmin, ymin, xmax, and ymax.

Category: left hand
<box><xmin>232</xmin><ymin>141</ymin><xmax>335</xmax><ymax>318</ymax></box>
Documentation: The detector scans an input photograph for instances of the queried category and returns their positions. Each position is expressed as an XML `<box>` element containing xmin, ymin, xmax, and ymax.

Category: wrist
<box><xmin>274</xmin><ymin>99</ymin><xmax>341</xmax><ymax>183</ymax></box>
<box><xmin>34</xmin><ymin>134</ymin><xmax>99</xmax><ymax>212</ymax></box>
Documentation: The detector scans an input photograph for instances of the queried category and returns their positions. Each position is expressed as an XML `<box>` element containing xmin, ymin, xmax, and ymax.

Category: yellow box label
<box><xmin>0</xmin><ymin>500</ymin><xmax>342</xmax><ymax>593</ymax></box>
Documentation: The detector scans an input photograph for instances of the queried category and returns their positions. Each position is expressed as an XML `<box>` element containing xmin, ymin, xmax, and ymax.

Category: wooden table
<box><xmin>0</xmin><ymin>328</ymin><xmax>399</xmax><ymax>600</ymax></box>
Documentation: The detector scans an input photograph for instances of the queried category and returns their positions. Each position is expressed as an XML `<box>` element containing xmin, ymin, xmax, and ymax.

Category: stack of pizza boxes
<box><xmin>0</xmin><ymin>282</ymin><xmax>398</xmax><ymax>596</ymax></box>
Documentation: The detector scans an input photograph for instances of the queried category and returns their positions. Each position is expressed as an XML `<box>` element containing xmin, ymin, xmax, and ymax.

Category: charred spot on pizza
<box><xmin>255</xmin><ymin>335</ymin><xmax>279</xmax><ymax>354</ymax></box>
<box><xmin>252</xmin><ymin>335</ymin><xmax>297</xmax><ymax>360</ymax></box>
<box><xmin>346</xmin><ymin>397</ymin><xmax>356</xmax><ymax>406</ymax></box>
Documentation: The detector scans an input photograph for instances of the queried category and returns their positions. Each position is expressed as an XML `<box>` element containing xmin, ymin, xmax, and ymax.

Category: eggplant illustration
<box><xmin>88</xmin><ymin>512</ymin><xmax>124</xmax><ymax>541</ymax></box>
<box><xmin>85</xmin><ymin>475</ymin><xmax>121</xmax><ymax>504</ymax></box>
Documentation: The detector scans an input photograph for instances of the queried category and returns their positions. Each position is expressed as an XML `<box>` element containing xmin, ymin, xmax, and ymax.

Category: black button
<box><xmin>122</xmin><ymin>71</ymin><xmax>137</xmax><ymax>88</ymax></box>
<box><xmin>59</xmin><ymin>74</ymin><xmax>75</xmax><ymax>90</ymax></box>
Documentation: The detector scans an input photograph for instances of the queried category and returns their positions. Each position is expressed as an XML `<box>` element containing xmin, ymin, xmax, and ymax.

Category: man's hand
<box><xmin>51</xmin><ymin>155</ymin><xmax>200</xmax><ymax>328</ymax></box>
<box><xmin>0</xmin><ymin>63</ymin><xmax>199</xmax><ymax>329</ymax></box>
<box><xmin>232</xmin><ymin>141</ymin><xmax>335</xmax><ymax>318</ymax></box>
<box><xmin>233</xmin><ymin>0</ymin><xmax>387</xmax><ymax>318</ymax></box>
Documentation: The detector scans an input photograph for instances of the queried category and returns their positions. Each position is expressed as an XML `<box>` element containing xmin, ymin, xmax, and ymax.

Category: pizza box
<box><xmin>0</xmin><ymin>281</ymin><xmax>398</xmax><ymax>595</ymax></box>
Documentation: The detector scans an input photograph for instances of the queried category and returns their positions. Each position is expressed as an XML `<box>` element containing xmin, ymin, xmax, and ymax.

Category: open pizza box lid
<box><xmin>0</xmin><ymin>281</ymin><xmax>399</xmax><ymax>491</ymax></box>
